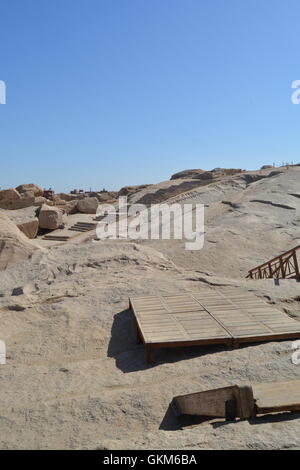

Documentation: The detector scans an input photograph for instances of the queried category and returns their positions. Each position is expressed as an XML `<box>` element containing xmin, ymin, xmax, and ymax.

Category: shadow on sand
<box><xmin>107</xmin><ymin>308</ymin><xmax>230</xmax><ymax>373</ymax></box>
<box><xmin>160</xmin><ymin>406</ymin><xmax>300</xmax><ymax>431</ymax></box>
<box><xmin>211</xmin><ymin>410</ymin><xmax>300</xmax><ymax>428</ymax></box>
<box><xmin>107</xmin><ymin>308</ymin><xmax>150</xmax><ymax>373</ymax></box>
<box><xmin>159</xmin><ymin>404</ymin><xmax>213</xmax><ymax>431</ymax></box>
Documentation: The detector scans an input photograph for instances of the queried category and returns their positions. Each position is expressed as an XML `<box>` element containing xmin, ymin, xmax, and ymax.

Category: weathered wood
<box><xmin>238</xmin><ymin>385</ymin><xmax>255</xmax><ymax>419</ymax></box>
<box><xmin>293</xmin><ymin>251</ymin><xmax>300</xmax><ymax>278</ymax></box>
<box><xmin>247</xmin><ymin>245</ymin><xmax>300</xmax><ymax>279</ymax></box>
<box><xmin>253</xmin><ymin>379</ymin><xmax>300</xmax><ymax>414</ymax></box>
<box><xmin>145</xmin><ymin>345</ymin><xmax>154</xmax><ymax>364</ymax></box>
<box><xmin>175</xmin><ymin>385</ymin><xmax>240</xmax><ymax>418</ymax></box>
<box><xmin>173</xmin><ymin>380</ymin><xmax>300</xmax><ymax>419</ymax></box>
<box><xmin>173</xmin><ymin>384</ymin><xmax>255</xmax><ymax>419</ymax></box>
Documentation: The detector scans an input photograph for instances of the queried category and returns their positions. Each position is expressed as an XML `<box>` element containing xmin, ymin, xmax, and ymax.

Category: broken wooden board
<box><xmin>173</xmin><ymin>385</ymin><xmax>255</xmax><ymax>419</ymax></box>
<box><xmin>129</xmin><ymin>288</ymin><xmax>300</xmax><ymax>362</ymax></box>
<box><xmin>252</xmin><ymin>380</ymin><xmax>300</xmax><ymax>414</ymax></box>
<box><xmin>172</xmin><ymin>379</ymin><xmax>300</xmax><ymax>420</ymax></box>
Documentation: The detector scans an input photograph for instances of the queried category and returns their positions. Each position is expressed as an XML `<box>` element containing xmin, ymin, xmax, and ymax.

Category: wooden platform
<box><xmin>129</xmin><ymin>288</ymin><xmax>300</xmax><ymax>362</ymax></box>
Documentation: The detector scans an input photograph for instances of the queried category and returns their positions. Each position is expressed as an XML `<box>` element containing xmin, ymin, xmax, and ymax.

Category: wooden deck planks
<box><xmin>130</xmin><ymin>288</ymin><xmax>300</xmax><ymax>362</ymax></box>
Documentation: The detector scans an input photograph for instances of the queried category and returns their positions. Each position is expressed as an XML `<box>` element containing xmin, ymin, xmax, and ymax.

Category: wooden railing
<box><xmin>246</xmin><ymin>245</ymin><xmax>300</xmax><ymax>280</ymax></box>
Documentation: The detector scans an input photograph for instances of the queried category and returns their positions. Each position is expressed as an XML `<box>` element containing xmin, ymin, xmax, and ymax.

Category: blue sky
<box><xmin>0</xmin><ymin>0</ymin><xmax>299</xmax><ymax>192</ymax></box>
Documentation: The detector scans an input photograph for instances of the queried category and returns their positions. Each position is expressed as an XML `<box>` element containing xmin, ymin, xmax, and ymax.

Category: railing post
<box><xmin>268</xmin><ymin>262</ymin><xmax>272</xmax><ymax>278</ymax></box>
<box><xmin>279</xmin><ymin>256</ymin><xmax>285</xmax><ymax>278</ymax></box>
<box><xmin>258</xmin><ymin>267</ymin><xmax>262</xmax><ymax>279</ymax></box>
<box><xmin>293</xmin><ymin>250</ymin><xmax>300</xmax><ymax>279</ymax></box>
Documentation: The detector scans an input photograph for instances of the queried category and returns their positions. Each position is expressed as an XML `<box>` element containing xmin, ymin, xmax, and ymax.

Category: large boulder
<box><xmin>64</xmin><ymin>200</ymin><xmax>78</xmax><ymax>214</ymax></box>
<box><xmin>19</xmin><ymin>190</ymin><xmax>35</xmax><ymax>199</ymax></box>
<box><xmin>0</xmin><ymin>188</ymin><xmax>35</xmax><ymax>209</ymax></box>
<box><xmin>77</xmin><ymin>197</ymin><xmax>99</xmax><ymax>214</ymax></box>
<box><xmin>0</xmin><ymin>212</ymin><xmax>39</xmax><ymax>270</ymax></box>
<box><xmin>6</xmin><ymin>207</ymin><xmax>39</xmax><ymax>239</ymax></box>
<box><xmin>39</xmin><ymin>204</ymin><xmax>64</xmax><ymax>230</ymax></box>
<box><xmin>15</xmin><ymin>184</ymin><xmax>43</xmax><ymax>197</ymax></box>
<box><xmin>0</xmin><ymin>189</ymin><xmax>21</xmax><ymax>201</ymax></box>
<box><xmin>17</xmin><ymin>218</ymin><xmax>39</xmax><ymax>239</ymax></box>
<box><xmin>0</xmin><ymin>189</ymin><xmax>30</xmax><ymax>209</ymax></box>
<box><xmin>34</xmin><ymin>196</ymin><xmax>49</xmax><ymax>206</ymax></box>
<box><xmin>52</xmin><ymin>196</ymin><xmax>67</xmax><ymax>206</ymax></box>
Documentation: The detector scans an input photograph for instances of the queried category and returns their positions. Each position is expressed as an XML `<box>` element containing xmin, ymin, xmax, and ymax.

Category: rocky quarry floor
<box><xmin>0</xmin><ymin>165</ymin><xmax>299</xmax><ymax>449</ymax></box>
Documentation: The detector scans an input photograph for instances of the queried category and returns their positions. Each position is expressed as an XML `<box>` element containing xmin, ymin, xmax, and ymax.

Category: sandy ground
<box><xmin>0</xmin><ymin>166</ymin><xmax>299</xmax><ymax>449</ymax></box>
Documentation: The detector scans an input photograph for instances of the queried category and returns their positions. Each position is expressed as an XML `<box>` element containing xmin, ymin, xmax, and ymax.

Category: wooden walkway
<box><xmin>130</xmin><ymin>288</ymin><xmax>300</xmax><ymax>362</ymax></box>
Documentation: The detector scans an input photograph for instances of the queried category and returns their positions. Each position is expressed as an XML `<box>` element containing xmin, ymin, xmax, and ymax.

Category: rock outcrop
<box><xmin>171</xmin><ymin>168</ymin><xmax>243</xmax><ymax>180</ymax></box>
<box><xmin>170</xmin><ymin>169</ymin><xmax>206</xmax><ymax>180</ymax></box>
<box><xmin>118</xmin><ymin>185</ymin><xmax>151</xmax><ymax>197</ymax></box>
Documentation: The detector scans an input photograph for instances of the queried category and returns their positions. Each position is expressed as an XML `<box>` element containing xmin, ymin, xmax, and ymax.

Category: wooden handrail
<box><xmin>247</xmin><ymin>245</ymin><xmax>300</xmax><ymax>279</ymax></box>
<box><xmin>248</xmin><ymin>245</ymin><xmax>300</xmax><ymax>272</ymax></box>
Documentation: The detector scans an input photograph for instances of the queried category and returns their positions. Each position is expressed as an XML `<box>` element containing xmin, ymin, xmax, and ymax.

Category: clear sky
<box><xmin>0</xmin><ymin>0</ymin><xmax>299</xmax><ymax>192</ymax></box>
